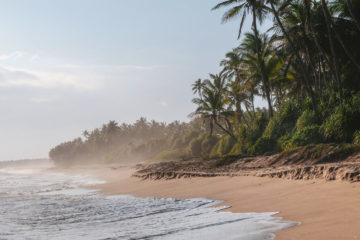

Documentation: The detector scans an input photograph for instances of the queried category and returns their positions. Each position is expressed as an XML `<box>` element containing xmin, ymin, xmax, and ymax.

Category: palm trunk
<box><xmin>320</xmin><ymin>3</ymin><xmax>343</xmax><ymax>101</ymax></box>
<box><xmin>252</xmin><ymin>8</ymin><xmax>274</xmax><ymax>117</ymax></box>
<box><xmin>269</xmin><ymin>1</ymin><xmax>317</xmax><ymax>113</ymax></box>
<box><xmin>213</xmin><ymin>117</ymin><xmax>237</xmax><ymax>140</ymax></box>
<box><xmin>321</xmin><ymin>0</ymin><xmax>360</xmax><ymax>71</ymax></box>
<box><xmin>209</xmin><ymin>121</ymin><xmax>214</xmax><ymax>136</ymax></box>
<box><xmin>236</xmin><ymin>101</ymin><xmax>249</xmax><ymax>127</ymax></box>
<box><xmin>345</xmin><ymin>0</ymin><xmax>360</xmax><ymax>32</ymax></box>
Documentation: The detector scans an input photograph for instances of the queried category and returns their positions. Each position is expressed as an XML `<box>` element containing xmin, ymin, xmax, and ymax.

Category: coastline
<box><xmin>58</xmin><ymin>165</ymin><xmax>360</xmax><ymax>240</ymax></box>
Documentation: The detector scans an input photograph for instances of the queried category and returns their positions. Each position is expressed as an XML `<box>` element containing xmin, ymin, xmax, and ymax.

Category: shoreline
<box><xmin>56</xmin><ymin>165</ymin><xmax>360</xmax><ymax>240</ymax></box>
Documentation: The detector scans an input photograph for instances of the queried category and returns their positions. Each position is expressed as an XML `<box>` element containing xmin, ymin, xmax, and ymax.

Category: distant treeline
<box><xmin>49</xmin><ymin>118</ymin><xmax>213</xmax><ymax>166</ymax></box>
<box><xmin>50</xmin><ymin>0</ymin><xmax>360</xmax><ymax>166</ymax></box>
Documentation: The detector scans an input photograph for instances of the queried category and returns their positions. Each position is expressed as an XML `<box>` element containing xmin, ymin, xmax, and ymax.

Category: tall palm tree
<box><xmin>240</xmin><ymin>31</ymin><xmax>274</xmax><ymax>116</ymax></box>
<box><xmin>343</xmin><ymin>0</ymin><xmax>360</xmax><ymax>32</ymax></box>
<box><xmin>320</xmin><ymin>0</ymin><xmax>360</xmax><ymax>71</ymax></box>
<box><xmin>213</xmin><ymin>0</ymin><xmax>273</xmax><ymax>117</ymax></box>
<box><xmin>267</xmin><ymin>0</ymin><xmax>318</xmax><ymax>112</ymax></box>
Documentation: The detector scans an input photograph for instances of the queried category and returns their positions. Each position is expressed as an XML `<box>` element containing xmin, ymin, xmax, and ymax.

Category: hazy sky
<box><xmin>0</xmin><ymin>0</ymin><xmax>269</xmax><ymax>161</ymax></box>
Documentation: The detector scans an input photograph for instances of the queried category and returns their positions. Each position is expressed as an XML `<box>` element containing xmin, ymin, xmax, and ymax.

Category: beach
<box><xmin>76</xmin><ymin>166</ymin><xmax>360</xmax><ymax>240</ymax></box>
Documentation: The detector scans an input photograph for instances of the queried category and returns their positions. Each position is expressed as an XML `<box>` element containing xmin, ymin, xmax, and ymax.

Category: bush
<box><xmin>296</xmin><ymin>110</ymin><xmax>317</xmax><ymax>130</ymax></box>
<box><xmin>248</xmin><ymin>137</ymin><xmax>278</xmax><ymax>155</ymax></box>
<box><xmin>263</xmin><ymin>101</ymin><xmax>300</xmax><ymax>140</ymax></box>
<box><xmin>209</xmin><ymin>136</ymin><xmax>236</xmax><ymax>158</ymax></box>
<box><xmin>228</xmin><ymin>142</ymin><xmax>244</xmax><ymax>156</ymax></box>
<box><xmin>153</xmin><ymin>149</ymin><xmax>189</xmax><ymax>162</ymax></box>
<box><xmin>188</xmin><ymin>134</ymin><xmax>205</xmax><ymax>157</ymax></box>
<box><xmin>283</xmin><ymin>125</ymin><xmax>323</xmax><ymax>150</ymax></box>
<box><xmin>171</xmin><ymin>130</ymin><xmax>200</xmax><ymax>149</ymax></box>
<box><xmin>321</xmin><ymin>94</ymin><xmax>360</xmax><ymax>142</ymax></box>
<box><xmin>201</xmin><ymin>135</ymin><xmax>219</xmax><ymax>157</ymax></box>
<box><xmin>244</xmin><ymin>111</ymin><xmax>269</xmax><ymax>147</ymax></box>
<box><xmin>354</xmin><ymin>131</ymin><xmax>360</xmax><ymax>145</ymax></box>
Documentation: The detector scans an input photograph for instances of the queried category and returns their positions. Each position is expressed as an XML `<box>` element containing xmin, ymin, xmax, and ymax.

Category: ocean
<box><xmin>0</xmin><ymin>162</ymin><xmax>297</xmax><ymax>240</ymax></box>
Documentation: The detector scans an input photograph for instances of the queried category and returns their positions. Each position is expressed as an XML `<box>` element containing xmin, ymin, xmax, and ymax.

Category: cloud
<box><xmin>30</xmin><ymin>96</ymin><xmax>57</xmax><ymax>103</ymax></box>
<box><xmin>0</xmin><ymin>66</ymin><xmax>97</xmax><ymax>90</ymax></box>
<box><xmin>0</xmin><ymin>51</ymin><xmax>26</xmax><ymax>61</ymax></box>
<box><xmin>160</xmin><ymin>101</ymin><xmax>169</xmax><ymax>107</ymax></box>
<box><xmin>0</xmin><ymin>51</ymin><xmax>165</xmax><ymax>91</ymax></box>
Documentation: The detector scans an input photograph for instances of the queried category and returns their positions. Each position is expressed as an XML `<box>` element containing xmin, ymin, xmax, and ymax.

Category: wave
<box><xmin>0</xmin><ymin>169</ymin><xmax>298</xmax><ymax>240</ymax></box>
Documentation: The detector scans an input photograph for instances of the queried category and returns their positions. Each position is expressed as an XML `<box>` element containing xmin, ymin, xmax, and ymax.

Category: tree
<box><xmin>213</xmin><ymin>0</ymin><xmax>274</xmax><ymax>116</ymax></box>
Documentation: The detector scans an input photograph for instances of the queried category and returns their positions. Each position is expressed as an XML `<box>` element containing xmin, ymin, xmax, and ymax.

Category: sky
<box><xmin>0</xmin><ymin>0</ymin><xmax>269</xmax><ymax>161</ymax></box>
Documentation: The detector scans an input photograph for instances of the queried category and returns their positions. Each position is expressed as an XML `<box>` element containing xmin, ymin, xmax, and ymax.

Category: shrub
<box><xmin>188</xmin><ymin>134</ymin><xmax>205</xmax><ymax>157</ymax></box>
<box><xmin>153</xmin><ymin>149</ymin><xmax>189</xmax><ymax>162</ymax></box>
<box><xmin>228</xmin><ymin>142</ymin><xmax>244</xmax><ymax>156</ymax></box>
<box><xmin>209</xmin><ymin>136</ymin><xmax>236</xmax><ymax>158</ymax></box>
<box><xmin>321</xmin><ymin>94</ymin><xmax>360</xmax><ymax>142</ymax></box>
<box><xmin>296</xmin><ymin>110</ymin><xmax>317</xmax><ymax>130</ymax></box>
<box><xmin>263</xmin><ymin>101</ymin><xmax>300</xmax><ymax>140</ymax></box>
<box><xmin>171</xmin><ymin>130</ymin><xmax>200</xmax><ymax>149</ymax></box>
<box><xmin>248</xmin><ymin>137</ymin><xmax>278</xmax><ymax>155</ymax></box>
<box><xmin>284</xmin><ymin>125</ymin><xmax>323</xmax><ymax>150</ymax></box>
<box><xmin>245</xmin><ymin>111</ymin><xmax>269</xmax><ymax>146</ymax></box>
<box><xmin>201</xmin><ymin>135</ymin><xmax>219</xmax><ymax>157</ymax></box>
<box><xmin>354</xmin><ymin>130</ymin><xmax>360</xmax><ymax>145</ymax></box>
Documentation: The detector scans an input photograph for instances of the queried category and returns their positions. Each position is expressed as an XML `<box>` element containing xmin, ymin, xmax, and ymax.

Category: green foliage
<box><xmin>171</xmin><ymin>130</ymin><xmax>200</xmax><ymax>149</ymax></box>
<box><xmin>296</xmin><ymin>109</ymin><xmax>317</xmax><ymax>131</ymax></box>
<box><xmin>283</xmin><ymin>125</ymin><xmax>323</xmax><ymax>150</ymax></box>
<box><xmin>209</xmin><ymin>136</ymin><xmax>236</xmax><ymax>158</ymax></box>
<box><xmin>321</xmin><ymin>94</ymin><xmax>360</xmax><ymax>143</ymax></box>
<box><xmin>188</xmin><ymin>134</ymin><xmax>206</xmax><ymax>157</ymax></box>
<box><xmin>354</xmin><ymin>131</ymin><xmax>360</xmax><ymax>145</ymax></box>
<box><xmin>200</xmin><ymin>135</ymin><xmax>219</xmax><ymax>157</ymax></box>
<box><xmin>244</xmin><ymin>111</ymin><xmax>269</xmax><ymax>146</ymax></box>
<box><xmin>228</xmin><ymin>142</ymin><xmax>244</xmax><ymax>156</ymax></box>
<box><xmin>317</xmin><ymin>144</ymin><xmax>360</xmax><ymax>164</ymax></box>
<box><xmin>263</xmin><ymin>101</ymin><xmax>300</xmax><ymax>140</ymax></box>
<box><xmin>153</xmin><ymin>149</ymin><xmax>189</xmax><ymax>162</ymax></box>
<box><xmin>248</xmin><ymin>137</ymin><xmax>278</xmax><ymax>155</ymax></box>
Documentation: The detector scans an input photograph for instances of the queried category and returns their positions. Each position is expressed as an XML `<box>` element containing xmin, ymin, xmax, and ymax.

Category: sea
<box><xmin>0</xmin><ymin>161</ymin><xmax>297</xmax><ymax>240</ymax></box>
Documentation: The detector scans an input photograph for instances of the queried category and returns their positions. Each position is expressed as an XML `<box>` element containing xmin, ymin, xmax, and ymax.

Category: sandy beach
<box><xmin>62</xmin><ymin>166</ymin><xmax>360</xmax><ymax>240</ymax></box>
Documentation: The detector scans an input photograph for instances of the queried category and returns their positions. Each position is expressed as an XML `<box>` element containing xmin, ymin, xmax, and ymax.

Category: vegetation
<box><xmin>50</xmin><ymin>0</ymin><xmax>360</xmax><ymax>166</ymax></box>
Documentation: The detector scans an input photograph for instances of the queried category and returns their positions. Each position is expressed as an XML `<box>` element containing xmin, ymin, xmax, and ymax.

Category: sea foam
<box><xmin>0</xmin><ymin>164</ymin><xmax>298</xmax><ymax>240</ymax></box>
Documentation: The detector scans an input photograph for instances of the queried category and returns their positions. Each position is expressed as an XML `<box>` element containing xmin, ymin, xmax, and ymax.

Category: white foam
<box><xmin>0</xmin><ymin>170</ymin><xmax>298</xmax><ymax>240</ymax></box>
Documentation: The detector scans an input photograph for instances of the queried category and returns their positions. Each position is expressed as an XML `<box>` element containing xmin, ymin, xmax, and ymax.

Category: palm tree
<box><xmin>240</xmin><ymin>31</ymin><xmax>274</xmax><ymax>116</ymax></box>
<box><xmin>226</xmin><ymin>80</ymin><xmax>252</xmax><ymax>126</ymax></box>
<box><xmin>213</xmin><ymin>0</ymin><xmax>273</xmax><ymax>117</ymax></box>
<box><xmin>320</xmin><ymin>0</ymin><xmax>360</xmax><ymax>71</ymax></box>
<box><xmin>191</xmin><ymin>73</ymin><xmax>237</xmax><ymax>139</ymax></box>
<box><xmin>343</xmin><ymin>0</ymin><xmax>360</xmax><ymax>32</ymax></box>
<box><xmin>267</xmin><ymin>0</ymin><xmax>318</xmax><ymax>112</ymax></box>
<box><xmin>192</xmin><ymin>78</ymin><xmax>205</xmax><ymax>100</ymax></box>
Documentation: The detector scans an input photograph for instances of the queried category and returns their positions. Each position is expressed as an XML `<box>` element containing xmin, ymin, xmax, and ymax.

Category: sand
<box><xmin>58</xmin><ymin>166</ymin><xmax>360</xmax><ymax>240</ymax></box>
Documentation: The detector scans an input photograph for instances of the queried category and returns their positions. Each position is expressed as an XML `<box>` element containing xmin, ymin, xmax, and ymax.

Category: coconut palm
<box><xmin>239</xmin><ymin>31</ymin><xmax>274</xmax><ymax>116</ymax></box>
<box><xmin>213</xmin><ymin>0</ymin><xmax>273</xmax><ymax>116</ymax></box>
<box><xmin>192</xmin><ymin>78</ymin><xmax>205</xmax><ymax>100</ymax></box>
<box><xmin>191</xmin><ymin>73</ymin><xmax>237</xmax><ymax>139</ymax></box>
